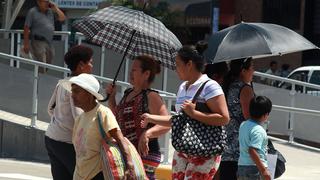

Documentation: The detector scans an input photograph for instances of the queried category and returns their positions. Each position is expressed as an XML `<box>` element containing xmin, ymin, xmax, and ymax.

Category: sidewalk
<box><xmin>271</xmin><ymin>137</ymin><xmax>320</xmax><ymax>180</ymax></box>
<box><xmin>0</xmin><ymin>137</ymin><xmax>319</xmax><ymax>180</ymax></box>
<box><xmin>0</xmin><ymin>159</ymin><xmax>51</xmax><ymax>180</ymax></box>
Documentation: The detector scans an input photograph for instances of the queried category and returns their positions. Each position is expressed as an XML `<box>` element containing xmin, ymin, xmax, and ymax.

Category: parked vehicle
<box><xmin>279</xmin><ymin>66</ymin><xmax>320</xmax><ymax>95</ymax></box>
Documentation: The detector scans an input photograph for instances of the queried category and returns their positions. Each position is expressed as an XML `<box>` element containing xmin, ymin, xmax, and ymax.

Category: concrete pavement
<box><xmin>270</xmin><ymin>137</ymin><xmax>320</xmax><ymax>180</ymax></box>
<box><xmin>0</xmin><ymin>159</ymin><xmax>52</xmax><ymax>180</ymax></box>
<box><xmin>0</xmin><ymin>137</ymin><xmax>319</xmax><ymax>180</ymax></box>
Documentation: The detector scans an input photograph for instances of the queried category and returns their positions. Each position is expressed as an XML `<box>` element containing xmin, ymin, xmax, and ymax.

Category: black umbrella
<box><xmin>204</xmin><ymin>22</ymin><xmax>319</xmax><ymax>63</ymax></box>
<box><xmin>73</xmin><ymin>5</ymin><xmax>182</xmax><ymax>101</ymax></box>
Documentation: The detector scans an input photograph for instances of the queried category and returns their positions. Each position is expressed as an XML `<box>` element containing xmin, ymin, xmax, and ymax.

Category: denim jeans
<box><xmin>237</xmin><ymin>165</ymin><xmax>263</xmax><ymax>180</ymax></box>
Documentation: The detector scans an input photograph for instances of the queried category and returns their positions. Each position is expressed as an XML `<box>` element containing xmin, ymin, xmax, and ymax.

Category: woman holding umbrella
<box><xmin>219</xmin><ymin>58</ymin><xmax>255</xmax><ymax>180</ymax></box>
<box><xmin>106</xmin><ymin>55</ymin><xmax>170</xmax><ymax>180</ymax></box>
<box><xmin>141</xmin><ymin>45</ymin><xmax>230</xmax><ymax>179</ymax></box>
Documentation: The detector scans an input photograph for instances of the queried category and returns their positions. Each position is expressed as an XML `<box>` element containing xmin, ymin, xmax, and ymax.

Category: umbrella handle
<box><xmin>99</xmin><ymin>80</ymin><xmax>116</xmax><ymax>102</ymax></box>
<box><xmin>99</xmin><ymin>30</ymin><xmax>137</xmax><ymax>102</ymax></box>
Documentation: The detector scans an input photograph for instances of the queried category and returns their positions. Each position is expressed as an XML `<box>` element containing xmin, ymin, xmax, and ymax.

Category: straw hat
<box><xmin>61</xmin><ymin>73</ymin><xmax>104</xmax><ymax>100</ymax></box>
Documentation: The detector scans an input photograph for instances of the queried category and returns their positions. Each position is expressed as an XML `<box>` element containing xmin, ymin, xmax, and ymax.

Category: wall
<box><xmin>0</xmin><ymin>119</ymin><xmax>48</xmax><ymax>162</ymax></box>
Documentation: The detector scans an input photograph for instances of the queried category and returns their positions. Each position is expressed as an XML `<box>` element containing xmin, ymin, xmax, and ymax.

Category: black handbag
<box><xmin>268</xmin><ymin>139</ymin><xmax>286</xmax><ymax>179</ymax></box>
<box><xmin>171</xmin><ymin>80</ymin><xmax>227</xmax><ymax>157</ymax></box>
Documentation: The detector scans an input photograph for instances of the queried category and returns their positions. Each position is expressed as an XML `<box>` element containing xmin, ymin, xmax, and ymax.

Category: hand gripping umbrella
<box><xmin>204</xmin><ymin>22</ymin><xmax>319</xmax><ymax>63</ymax></box>
<box><xmin>73</xmin><ymin>5</ymin><xmax>182</xmax><ymax>100</ymax></box>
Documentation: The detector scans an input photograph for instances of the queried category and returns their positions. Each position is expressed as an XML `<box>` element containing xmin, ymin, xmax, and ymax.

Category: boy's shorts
<box><xmin>237</xmin><ymin>165</ymin><xmax>263</xmax><ymax>180</ymax></box>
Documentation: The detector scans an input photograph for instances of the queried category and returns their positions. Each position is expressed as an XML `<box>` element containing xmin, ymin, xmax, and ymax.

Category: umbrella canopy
<box><xmin>204</xmin><ymin>22</ymin><xmax>319</xmax><ymax>63</ymax></box>
<box><xmin>73</xmin><ymin>5</ymin><xmax>182</xmax><ymax>70</ymax></box>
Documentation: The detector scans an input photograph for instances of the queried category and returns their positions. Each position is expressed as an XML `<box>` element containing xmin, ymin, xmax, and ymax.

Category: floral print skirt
<box><xmin>172</xmin><ymin>151</ymin><xmax>221</xmax><ymax>180</ymax></box>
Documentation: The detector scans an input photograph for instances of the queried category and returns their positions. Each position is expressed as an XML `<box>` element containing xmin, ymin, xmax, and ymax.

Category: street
<box><xmin>0</xmin><ymin>137</ymin><xmax>320</xmax><ymax>180</ymax></box>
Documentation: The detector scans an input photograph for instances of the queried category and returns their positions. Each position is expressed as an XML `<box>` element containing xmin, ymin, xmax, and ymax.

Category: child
<box><xmin>238</xmin><ymin>96</ymin><xmax>272</xmax><ymax>180</ymax></box>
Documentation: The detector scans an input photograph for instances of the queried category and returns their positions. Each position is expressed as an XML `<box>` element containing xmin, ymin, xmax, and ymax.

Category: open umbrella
<box><xmin>73</xmin><ymin>5</ymin><xmax>181</xmax><ymax>70</ymax></box>
<box><xmin>73</xmin><ymin>5</ymin><xmax>182</xmax><ymax>101</ymax></box>
<box><xmin>204</xmin><ymin>22</ymin><xmax>319</xmax><ymax>63</ymax></box>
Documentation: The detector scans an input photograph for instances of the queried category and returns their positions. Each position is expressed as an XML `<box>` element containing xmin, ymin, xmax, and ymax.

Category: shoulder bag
<box><xmin>96</xmin><ymin>111</ymin><xmax>147</xmax><ymax>180</ymax></box>
<box><xmin>171</xmin><ymin>80</ymin><xmax>227</xmax><ymax>157</ymax></box>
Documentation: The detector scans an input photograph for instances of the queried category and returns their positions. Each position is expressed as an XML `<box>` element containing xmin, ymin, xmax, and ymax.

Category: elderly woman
<box><xmin>62</xmin><ymin>73</ymin><xmax>135</xmax><ymax>180</ymax></box>
<box><xmin>141</xmin><ymin>45</ymin><xmax>230</xmax><ymax>180</ymax></box>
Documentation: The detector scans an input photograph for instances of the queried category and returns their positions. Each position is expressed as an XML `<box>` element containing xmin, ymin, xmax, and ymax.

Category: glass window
<box><xmin>309</xmin><ymin>71</ymin><xmax>320</xmax><ymax>85</ymax></box>
<box><xmin>280</xmin><ymin>70</ymin><xmax>308</xmax><ymax>92</ymax></box>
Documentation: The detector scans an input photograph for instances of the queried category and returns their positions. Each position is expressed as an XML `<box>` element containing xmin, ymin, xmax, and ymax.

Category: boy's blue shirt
<box><xmin>238</xmin><ymin>119</ymin><xmax>268</xmax><ymax>167</ymax></box>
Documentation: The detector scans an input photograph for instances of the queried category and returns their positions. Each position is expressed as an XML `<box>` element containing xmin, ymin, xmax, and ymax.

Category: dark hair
<box><xmin>249</xmin><ymin>96</ymin><xmax>272</xmax><ymax>119</ymax></box>
<box><xmin>177</xmin><ymin>45</ymin><xmax>205</xmax><ymax>72</ymax></box>
<box><xmin>222</xmin><ymin>58</ymin><xmax>252</xmax><ymax>94</ymax></box>
<box><xmin>135</xmin><ymin>55</ymin><xmax>161</xmax><ymax>83</ymax></box>
<box><xmin>270</xmin><ymin>61</ymin><xmax>277</xmax><ymax>66</ymax></box>
<box><xmin>204</xmin><ymin>62</ymin><xmax>228</xmax><ymax>80</ymax></box>
<box><xmin>281</xmin><ymin>64</ymin><xmax>290</xmax><ymax>70</ymax></box>
<box><xmin>64</xmin><ymin>45</ymin><xmax>93</xmax><ymax>72</ymax></box>
<box><xmin>195</xmin><ymin>40</ymin><xmax>208</xmax><ymax>55</ymax></box>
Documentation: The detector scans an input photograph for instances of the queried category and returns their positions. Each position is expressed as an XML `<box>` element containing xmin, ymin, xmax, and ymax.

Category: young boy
<box><xmin>238</xmin><ymin>96</ymin><xmax>272</xmax><ymax>180</ymax></box>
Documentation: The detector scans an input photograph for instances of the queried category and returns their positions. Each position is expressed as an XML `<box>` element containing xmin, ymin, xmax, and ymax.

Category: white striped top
<box><xmin>175</xmin><ymin>74</ymin><xmax>224</xmax><ymax>112</ymax></box>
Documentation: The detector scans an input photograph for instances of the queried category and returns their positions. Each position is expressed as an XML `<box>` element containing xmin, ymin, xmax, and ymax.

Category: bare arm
<box><xmin>141</xmin><ymin>114</ymin><xmax>172</xmax><ymax>127</ymax></box>
<box><xmin>109</xmin><ymin>128</ymin><xmax>135</xmax><ymax>179</ymax></box>
<box><xmin>51</xmin><ymin>3</ymin><xmax>66</xmax><ymax>22</ymax></box>
<box><xmin>23</xmin><ymin>25</ymin><xmax>30</xmax><ymax>53</ymax></box>
<box><xmin>182</xmin><ymin>94</ymin><xmax>230</xmax><ymax>126</ymax></box>
<box><xmin>249</xmin><ymin>147</ymin><xmax>271</xmax><ymax>180</ymax></box>
<box><xmin>105</xmin><ymin>84</ymin><xmax>117</xmax><ymax>113</ymax></box>
<box><xmin>138</xmin><ymin>92</ymin><xmax>171</xmax><ymax>156</ymax></box>
<box><xmin>144</xmin><ymin>92</ymin><xmax>171</xmax><ymax>137</ymax></box>
<box><xmin>240</xmin><ymin>85</ymin><xmax>254</xmax><ymax>119</ymax></box>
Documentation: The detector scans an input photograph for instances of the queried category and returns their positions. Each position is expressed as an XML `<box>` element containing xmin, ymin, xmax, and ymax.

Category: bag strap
<box><xmin>97</xmin><ymin>111</ymin><xmax>107</xmax><ymax>140</ymax></box>
<box><xmin>191</xmin><ymin>80</ymin><xmax>210</xmax><ymax>103</ymax></box>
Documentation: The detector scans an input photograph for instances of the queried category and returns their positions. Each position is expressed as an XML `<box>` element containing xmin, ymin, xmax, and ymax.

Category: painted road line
<box><xmin>0</xmin><ymin>173</ymin><xmax>51</xmax><ymax>180</ymax></box>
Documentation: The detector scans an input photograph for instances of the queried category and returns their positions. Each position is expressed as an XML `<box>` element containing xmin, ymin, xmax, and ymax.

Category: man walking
<box><xmin>24</xmin><ymin>0</ymin><xmax>65</xmax><ymax>72</ymax></box>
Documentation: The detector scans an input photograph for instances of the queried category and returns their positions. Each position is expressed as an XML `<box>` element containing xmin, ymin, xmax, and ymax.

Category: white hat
<box><xmin>61</xmin><ymin>73</ymin><xmax>104</xmax><ymax>100</ymax></box>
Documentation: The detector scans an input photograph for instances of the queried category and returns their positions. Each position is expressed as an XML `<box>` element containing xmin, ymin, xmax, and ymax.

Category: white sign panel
<box><xmin>51</xmin><ymin>0</ymin><xmax>104</xmax><ymax>9</ymax></box>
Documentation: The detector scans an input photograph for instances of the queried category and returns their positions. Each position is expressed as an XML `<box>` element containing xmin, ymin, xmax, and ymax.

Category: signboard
<box><xmin>51</xmin><ymin>0</ymin><xmax>104</xmax><ymax>9</ymax></box>
<box><xmin>186</xmin><ymin>17</ymin><xmax>211</xmax><ymax>26</ymax></box>
<box><xmin>212</xmin><ymin>7</ymin><xmax>219</xmax><ymax>33</ymax></box>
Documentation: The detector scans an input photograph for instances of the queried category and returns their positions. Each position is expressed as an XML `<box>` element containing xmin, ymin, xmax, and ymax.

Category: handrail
<box><xmin>2</xmin><ymin>29</ymin><xmax>320</xmax><ymax>159</ymax></box>
<box><xmin>0</xmin><ymin>29</ymin><xmax>71</xmax><ymax>36</ymax></box>
<box><xmin>0</xmin><ymin>52</ymin><xmax>176</xmax><ymax>98</ymax></box>
<box><xmin>0</xmin><ymin>51</ymin><xmax>175</xmax><ymax>164</ymax></box>
<box><xmin>273</xmin><ymin>104</ymin><xmax>320</xmax><ymax>117</ymax></box>
<box><xmin>254</xmin><ymin>71</ymin><xmax>320</xmax><ymax>90</ymax></box>
<box><xmin>3</xmin><ymin>52</ymin><xmax>320</xmax><ymax>119</ymax></box>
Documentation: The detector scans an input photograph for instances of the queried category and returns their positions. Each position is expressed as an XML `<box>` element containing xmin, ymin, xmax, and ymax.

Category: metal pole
<box><xmin>3</xmin><ymin>0</ymin><xmax>12</xmax><ymax>30</ymax></box>
<box><xmin>77</xmin><ymin>36</ymin><xmax>82</xmax><ymax>45</ymax></box>
<box><xmin>162</xmin><ymin>99</ymin><xmax>172</xmax><ymax>164</ymax></box>
<box><xmin>64</xmin><ymin>34</ymin><xmax>69</xmax><ymax>78</ymax></box>
<box><xmin>10</xmin><ymin>32</ymin><xmax>14</xmax><ymax>66</ymax></box>
<box><xmin>288</xmin><ymin>83</ymin><xmax>296</xmax><ymax>143</ymax></box>
<box><xmin>211</xmin><ymin>0</ymin><xmax>219</xmax><ymax>34</ymax></box>
<box><xmin>16</xmin><ymin>32</ymin><xmax>21</xmax><ymax>68</ymax></box>
<box><xmin>162</xmin><ymin>68</ymin><xmax>168</xmax><ymax>91</ymax></box>
<box><xmin>124</xmin><ymin>57</ymin><xmax>129</xmax><ymax>83</ymax></box>
<box><xmin>31</xmin><ymin>65</ymin><xmax>39</xmax><ymax>128</ymax></box>
<box><xmin>100</xmin><ymin>46</ymin><xmax>105</xmax><ymax>77</ymax></box>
